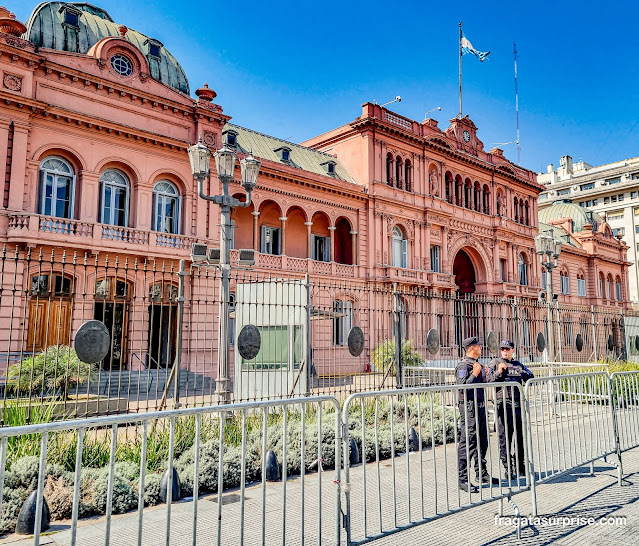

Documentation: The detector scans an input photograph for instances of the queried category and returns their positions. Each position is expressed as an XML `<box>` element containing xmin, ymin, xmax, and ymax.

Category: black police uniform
<box><xmin>488</xmin><ymin>352</ymin><xmax>534</xmax><ymax>477</ymax></box>
<box><xmin>455</xmin><ymin>351</ymin><xmax>490</xmax><ymax>487</ymax></box>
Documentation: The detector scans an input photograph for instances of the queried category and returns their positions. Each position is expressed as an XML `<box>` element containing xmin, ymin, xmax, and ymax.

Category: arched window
<box><xmin>599</xmin><ymin>272</ymin><xmax>605</xmax><ymax>298</ymax></box>
<box><xmin>607</xmin><ymin>274</ymin><xmax>614</xmax><ymax>301</ymax></box>
<box><xmin>560</xmin><ymin>269</ymin><xmax>570</xmax><ymax>295</ymax></box>
<box><xmin>482</xmin><ymin>184</ymin><xmax>490</xmax><ymax>214</ymax></box>
<box><xmin>445</xmin><ymin>172</ymin><xmax>453</xmax><ymax>203</ymax></box>
<box><xmin>514</xmin><ymin>197</ymin><xmax>519</xmax><ymax>223</ymax></box>
<box><xmin>524</xmin><ymin>201</ymin><xmax>530</xmax><ymax>226</ymax></box>
<box><xmin>404</xmin><ymin>159</ymin><xmax>412</xmax><ymax>192</ymax></box>
<box><xmin>519</xmin><ymin>199</ymin><xmax>524</xmax><ymax>224</ymax></box>
<box><xmin>615</xmin><ymin>275</ymin><xmax>622</xmax><ymax>301</ymax></box>
<box><xmin>100</xmin><ymin>169</ymin><xmax>130</xmax><ymax>226</ymax></box>
<box><xmin>392</xmin><ymin>226</ymin><xmax>408</xmax><ymax>268</ymax></box>
<box><xmin>395</xmin><ymin>157</ymin><xmax>403</xmax><ymax>190</ymax></box>
<box><xmin>38</xmin><ymin>157</ymin><xmax>75</xmax><ymax>218</ymax></box>
<box><xmin>152</xmin><ymin>181</ymin><xmax>180</xmax><ymax>234</ymax></box>
<box><xmin>518</xmin><ymin>254</ymin><xmax>528</xmax><ymax>286</ymax></box>
<box><xmin>577</xmin><ymin>273</ymin><xmax>586</xmax><ymax>297</ymax></box>
<box><xmin>386</xmin><ymin>153</ymin><xmax>393</xmax><ymax>185</ymax></box>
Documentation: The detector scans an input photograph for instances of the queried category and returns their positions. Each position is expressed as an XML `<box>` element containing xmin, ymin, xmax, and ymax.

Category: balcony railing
<box><xmin>39</xmin><ymin>217</ymin><xmax>93</xmax><ymax>237</ymax></box>
<box><xmin>102</xmin><ymin>225</ymin><xmax>149</xmax><ymax>245</ymax></box>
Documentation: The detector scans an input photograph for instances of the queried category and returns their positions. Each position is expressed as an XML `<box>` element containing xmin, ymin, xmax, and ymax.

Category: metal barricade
<box><xmin>610</xmin><ymin>371</ymin><xmax>639</xmax><ymax>453</ymax></box>
<box><xmin>402</xmin><ymin>366</ymin><xmax>456</xmax><ymax>387</ymax></box>
<box><xmin>524</xmin><ymin>373</ymin><xmax>620</xmax><ymax>515</ymax></box>
<box><xmin>0</xmin><ymin>396</ymin><xmax>342</xmax><ymax>546</ymax></box>
<box><xmin>341</xmin><ymin>383</ymin><xmax>529</xmax><ymax>545</ymax></box>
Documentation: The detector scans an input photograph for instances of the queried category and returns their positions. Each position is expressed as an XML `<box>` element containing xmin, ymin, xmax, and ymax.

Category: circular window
<box><xmin>110</xmin><ymin>54</ymin><xmax>133</xmax><ymax>76</ymax></box>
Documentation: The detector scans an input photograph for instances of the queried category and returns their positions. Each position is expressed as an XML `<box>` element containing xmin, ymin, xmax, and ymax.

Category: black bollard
<box><xmin>16</xmin><ymin>490</ymin><xmax>50</xmax><ymax>535</ymax></box>
<box><xmin>159</xmin><ymin>467</ymin><xmax>182</xmax><ymax>503</ymax></box>
<box><xmin>265</xmin><ymin>450</ymin><xmax>281</xmax><ymax>481</ymax></box>
<box><xmin>349</xmin><ymin>437</ymin><xmax>360</xmax><ymax>465</ymax></box>
<box><xmin>408</xmin><ymin>426</ymin><xmax>419</xmax><ymax>452</ymax></box>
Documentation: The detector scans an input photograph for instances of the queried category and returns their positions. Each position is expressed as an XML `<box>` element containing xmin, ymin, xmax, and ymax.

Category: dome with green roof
<box><xmin>23</xmin><ymin>2</ymin><xmax>189</xmax><ymax>94</ymax></box>
<box><xmin>538</xmin><ymin>199</ymin><xmax>604</xmax><ymax>234</ymax></box>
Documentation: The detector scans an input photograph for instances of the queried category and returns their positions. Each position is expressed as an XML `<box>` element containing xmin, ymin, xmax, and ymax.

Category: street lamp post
<box><xmin>187</xmin><ymin>138</ymin><xmax>261</xmax><ymax>403</ymax></box>
<box><xmin>534</xmin><ymin>233</ymin><xmax>563</xmax><ymax>363</ymax></box>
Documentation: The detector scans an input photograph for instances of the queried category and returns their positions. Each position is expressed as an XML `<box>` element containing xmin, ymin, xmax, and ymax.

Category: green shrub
<box><xmin>5</xmin><ymin>346</ymin><xmax>96</xmax><ymax>399</ymax></box>
<box><xmin>142</xmin><ymin>473</ymin><xmax>162</xmax><ymax>506</ymax></box>
<box><xmin>371</xmin><ymin>339</ymin><xmax>424</xmax><ymax>376</ymax></box>
<box><xmin>91</xmin><ymin>470</ymin><xmax>137</xmax><ymax>515</ymax></box>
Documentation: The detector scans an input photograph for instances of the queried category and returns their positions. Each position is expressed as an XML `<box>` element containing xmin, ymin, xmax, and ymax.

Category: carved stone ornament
<box><xmin>429</xmin><ymin>169</ymin><xmax>439</xmax><ymax>196</ymax></box>
<box><xmin>202</xmin><ymin>131</ymin><xmax>216</xmax><ymax>148</ymax></box>
<box><xmin>3</xmin><ymin>73</ymin><xmax>21</xmax><ymax>92</ymax></box>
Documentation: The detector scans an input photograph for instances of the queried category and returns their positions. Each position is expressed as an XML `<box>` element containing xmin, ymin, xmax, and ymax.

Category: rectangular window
<box><xmin>593</xmin><ymin>199</ymin><xmax>598</xmax><ymax>205</ymax></box>
<box><xmin>500</xmin><ymin>259</ymin><xmax>507</xmax><ymax>283</ymax></box>
<box><xmin>604</xmin><ymin>197</ymin><xmax>610</xmax><ymax>204</ymax></box>
<box><xmin>579</xmin><ymin>202</ymin><xmax>585</xmax><ymax>207</ymax></box>
<box><xmin>260</xmin><ymin>226</ymin><xmax>281</xmax><ymax>255</ymax></box>
<box><xmin>616</xmin><ymin>282</ymin><xmax>622</xmax><ymax>301</ymax></box>
<box><xmin>607</xmin><ymin>211</ymin><xmax>624</xmax><ymax>220</ymax></box>
<box><xmin>633</xmin><ymin>173</ymin><xmax>639</xmax><ymax>180</ymax></box>
<box><xmin>577</xmin><ymin>278</ymin><xmax>586</xmax><ymax>297</ymax></box>
<box><xmin>635</xmin><ymin>226</ymin><xmax>639</xmax><ymax>234</ymax></box>
<box><xmin>560</xmin><ymin>274</ymin><xmax>570</xmax><ymax>295</ymax></box>
<box><xmin>311</xmin><ymin>234</ymin><xmax>330</xmax><ymax>262</ymax></box>
<box><xmin>607</xmin><ymin>177</ymin><xmax>621</xmax><ymax>185</ymax></box>
<box><xmin>619</xmin><ymin>194</ymin><xmax>625</xmax><ymax>201</ymax></box>
<box><xmin>241</xmin><ymin>325</ymin><xmax>302</xmax><ymax>370</ymax></box>
<box><xmin>612</xmin><ymin>227</ymin><xmax>625</xmax><ymax>237</ymax></box>
<box><xmin>632</xmin><ymin>192</ymin><xmax>638</xmax><ymax>199</ymax></box>
<box><xmin>580</xmin><ymin>183</ymin><xmax>594</xmax><ymax>191</ymax></box>
<box><xmin>333</xmin><ymin>300</ymin><xmax>353</xmax><ymax>346</ymax></box>
<box><xmin>611</xmin><ymin>195</ymin><xmax>617</xmax><ymax>203</ymax></box>
<box><xmin>430</xmin><ymin>245</ymin><xmax>440</xmax><ymax>273</ymax></box>
<box><xmin>558</xmin><ymin>189</ymin><xmax>571</xmax><ymax>196</ymax></box>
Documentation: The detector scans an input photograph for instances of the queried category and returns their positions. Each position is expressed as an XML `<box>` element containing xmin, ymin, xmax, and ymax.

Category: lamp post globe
<box><xmin>187</xmin><ymin>138</ymin><xmax>211</xmax><ymax>179</ymax></box>
<box><xmin>240</xmin><ymin>153</ymin><xmax>261</xmax><ymax>192</ymax></box>
<box><xmin>213</xmin><ymin>145</ymin><xmax>237</xmax><ymax>180</ymax></box>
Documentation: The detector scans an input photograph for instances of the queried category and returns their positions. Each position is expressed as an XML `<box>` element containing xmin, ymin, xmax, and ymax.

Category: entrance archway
<box><xmin>452</xmin><ymin>248</ymin><xmax>485</xmax><ymax>353</ymax></box>
<box><xmin>453</xmin><ymin>249</ymin><xmax>476</xmax><ymax>294</ymax></box>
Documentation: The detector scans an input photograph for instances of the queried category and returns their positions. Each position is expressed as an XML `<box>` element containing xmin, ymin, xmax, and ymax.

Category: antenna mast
<box><xmin>514</xmin><ymin>42</ymin><xmax>521</xmax><ymax>165</ymax></box>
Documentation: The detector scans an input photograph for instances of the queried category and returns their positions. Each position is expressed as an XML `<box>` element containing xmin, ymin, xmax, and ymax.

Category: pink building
<box><xmin>0</xmin><ymin>3</ymin><xmax>631</xmax><ymax>405</ymax></box>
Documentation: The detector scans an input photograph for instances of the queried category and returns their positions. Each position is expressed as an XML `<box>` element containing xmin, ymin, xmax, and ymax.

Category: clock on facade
<box><xmin>462</xmin><ymin>130</ymin><xmax>470</xmax><ymax>143</ymax></box>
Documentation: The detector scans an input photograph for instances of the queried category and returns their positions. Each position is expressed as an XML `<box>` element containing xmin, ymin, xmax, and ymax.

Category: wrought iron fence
<box><xmin>0</xmin><ymin>244</ymin><xmax>635</xmax><ymax>419</ymax></box>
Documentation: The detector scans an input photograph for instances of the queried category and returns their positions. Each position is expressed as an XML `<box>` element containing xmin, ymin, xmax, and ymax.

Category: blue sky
<box><xmin>14</xmin><ymin>0</ymin><xmax>639</xmax><ymax>173</ymax></box>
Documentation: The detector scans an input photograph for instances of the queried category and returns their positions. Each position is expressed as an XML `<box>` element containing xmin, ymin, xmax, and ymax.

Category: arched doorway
<box><xmin>452</xmin><ymin>248</ymin><xmax>482</xmax><ymax>352</ymax></box>
<box><xmin>453</xmin><ymin>249</ymin><xmax>476</xmax><ymax>294</ymax></box>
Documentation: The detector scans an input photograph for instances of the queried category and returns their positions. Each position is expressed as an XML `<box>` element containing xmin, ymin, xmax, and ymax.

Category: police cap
<box><xmin>462</xmin><ymin>336</ymin><xmax>481</xmax><ymax>349</ymax></box>
<box><xmin>500</xmin><ymin>339</ymin><xmax>515</xmax><ymax>349</ymax></box>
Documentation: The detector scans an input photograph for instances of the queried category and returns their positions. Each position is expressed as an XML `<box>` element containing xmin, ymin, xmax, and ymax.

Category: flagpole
<box><xmin>459</xmin><ymin>21</ymin><xmax>462</xmax><ymax>118</ymax></box>
<box><xmin>514</xmin><ymin>41</ymin><xmax>521</xmax><ymax>164</ymax></box>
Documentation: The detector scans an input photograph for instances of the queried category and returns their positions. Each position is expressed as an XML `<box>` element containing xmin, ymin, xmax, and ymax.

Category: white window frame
<box><xmin>518</xmin><ymin>254</ymin><xmax>528</xmax><ymax>286</ymax></box>
<box><xmin>560</xmin><ymin>272</ymin><xmax>570</xmax><ymax>295</ymax></box>
<box><xmin>39</xmin><ymin>157</ymin><xmax>76</xmax><ymax>219</ymax></box>
<box><xmin>100</xmin><ymin>169</ymin><xmax>130</xmax><ymax>227</ymax></box>
<box><xmin>430</xmin><ymin>245</ymin><xmax>440</xmax><ymax>273</ymax></box>
<box><xmin>152</xmin><ymin>181</ymin><xmax>180</xmax><ymax>234</ymax></box>
<box><xmin>577</xmin><ymin>277</ymin><xmax>586</xmax><ymax>297</ymax></box>
<box><xmin>392</xmin><ymin>226</ymin><xmax>408</xmax><ymax>268</ymax></box>
<box><xmin>311</xmin><ymin>234</ymin><xmax>330</xmax><ymax>262</ymax></box>
<box><xmin>260</xmin><ymin>226</ymin><xmax>281</xmax><ymax>255</ymax></box>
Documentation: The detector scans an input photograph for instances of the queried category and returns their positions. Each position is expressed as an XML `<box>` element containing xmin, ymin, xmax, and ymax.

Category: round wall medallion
<box><xmin>74</xmin><ymin>320</ymin><xmax>110</xmax><ymax>364</ymax></box>
<box><xmin>575</xmin><ymin>333</ymin><xmax>583</xmax><ymax>352</ymax></box>
<box><xmin>426</xmin><ymin>328</ymin><xmax>440</xmax><ymax>355</ymax></box>
<box><xmin>237</xmin><ymin>325</ymin><xmax>261</xmax><ymax>360</ymax></box>
<box><xmin>347</xmin><ymin>326</ymin><xmax>365</xmax><ymax>357</ymax></box>
<box><xmin>536</xmin><ymin>332</ymin><xmax>546</xmax><ymax>353</ymax></box>
<box><xmin>486</xmin><ymin>331</ymin><xmax>498</xmax><ymax>355</ymax></box>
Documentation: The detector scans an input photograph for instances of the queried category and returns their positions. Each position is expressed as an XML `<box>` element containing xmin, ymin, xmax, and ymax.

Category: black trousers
<box><xmin>496</xmin><ymin>401</ymin><xmax>525</xmax><ymax>472</ymax></box>
<box><xmin>458</xmin><ymin>400</ymin><xmax>488</xmax><ymax>481</ymax></box>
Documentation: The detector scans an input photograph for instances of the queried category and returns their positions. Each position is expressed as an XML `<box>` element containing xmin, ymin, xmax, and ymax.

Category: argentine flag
<box><xmin>461</xmin><ymin>34</ymin><xmax>490</xmax><ymax>62</ymax></box>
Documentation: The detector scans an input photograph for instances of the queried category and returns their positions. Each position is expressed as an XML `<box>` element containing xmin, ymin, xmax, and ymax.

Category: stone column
<box><xmin>506</xmin><ymin>242</ymin><xmax>513</xmax><ymax>283</ymax></box>
<box><xmin>79</xmin><ymin>171</ymin><xmax>100</xmax><ymax>222</ymax></box>
<box><xmin>305</xmin><ymin>221</ymin><xmax>313</xmax><ymax>258</ymax></box>
<box><xmin>252</xmin><ymin>211</ymin><xmax>260</xmax><ymax>251</ymax></box>
<box><xmin>8</xmin><ymin>122</ymin><xmax>29</xmax><ymax>211</ymax></box>
<box><xmin>279</xmin><ymin>216</ymin><xmax>287</xmax><ymax>255</ymax></box>
<box><xmin>328</xmin><ymin>225</ymin><xmax>336</xmax><ymax>262</ymax></box>
<box><xmin>493</xmin><ymin>241</ymin><xmax>500</xmax><ymax>281</ymax></box>
<box><xmin>424</xmin><ymin>223</ymin><xmax>431</xmax><ymax>270</ymax></box>
<box><xmin>350</xmin><ymin>230</ymin><xmax>357</xmax><ymax>265</ymax></box>
<box><xmin>442</xmin><ymin>227</ymin><xmax>449</xmax><ymax>272</ymax></box>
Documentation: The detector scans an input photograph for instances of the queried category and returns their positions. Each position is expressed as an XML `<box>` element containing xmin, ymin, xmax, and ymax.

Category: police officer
<box><xmin>488</xmin><ymin>340</ymin><xmax>534</xmax><ymax>480</ymax></box>
<box><xmin>456</xmin><ymin>336</ymin><xmax>499</xmax><ymax>492</ymax></box>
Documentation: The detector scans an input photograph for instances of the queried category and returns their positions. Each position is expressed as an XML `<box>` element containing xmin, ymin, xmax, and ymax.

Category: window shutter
<box><xmin>261</xmin><ymin>226</ymin><xmax>267</xmax><ymax>253</ymax></box>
